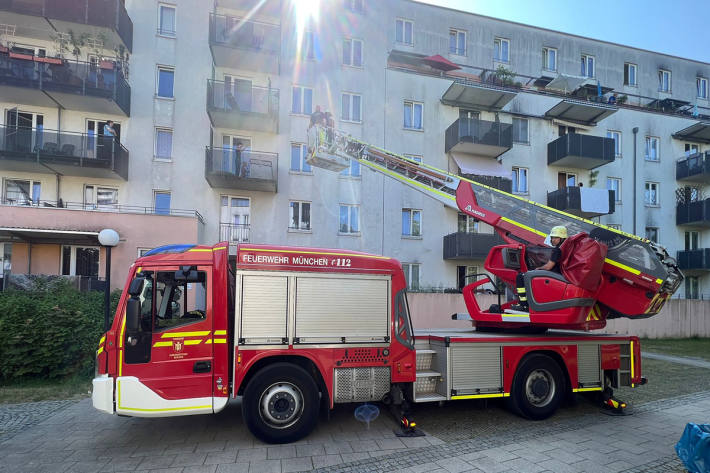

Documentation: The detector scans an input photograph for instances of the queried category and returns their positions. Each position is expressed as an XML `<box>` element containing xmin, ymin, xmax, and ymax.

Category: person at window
<box><xmin>100</xmin><ymin>120</ymin><xmax>117</xmax><ymax>160</ymax></box>
<box><xmin>309</xmin><ymin>105</ymin><xmax>324</xmax><ymax>128</ymax></box>
<box><xmin>513</xmin><ymin>225</ymin><xmax>567</xmax><ymax>311</ymax></box>
<box><xmin>103</xmin><ymin>120</ymin><xmax>117</xmax><ymax>139</ymax></box>
<box><xmin>608</xmin><ymin>93</ymin><xmax>617</xmax><ymax>105</ymax></box>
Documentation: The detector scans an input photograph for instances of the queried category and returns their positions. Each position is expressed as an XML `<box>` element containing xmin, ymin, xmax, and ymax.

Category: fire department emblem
<box><xmin>173</xmin><ymin>340</ymin><xmax>183</xmax><ymax>352</ymax></box>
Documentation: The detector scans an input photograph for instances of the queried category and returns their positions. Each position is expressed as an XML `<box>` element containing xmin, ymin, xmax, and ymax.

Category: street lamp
<box><xmin>98</xmin><ymin>229</ymin><xmax>119</xmax><ymax>332</ymax></box>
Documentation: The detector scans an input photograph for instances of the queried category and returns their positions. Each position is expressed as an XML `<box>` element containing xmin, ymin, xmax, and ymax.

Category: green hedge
<box><xmin>0</xmin><ymin>279</ymin><xmax>121</xmax><ymax>381</ymax></box>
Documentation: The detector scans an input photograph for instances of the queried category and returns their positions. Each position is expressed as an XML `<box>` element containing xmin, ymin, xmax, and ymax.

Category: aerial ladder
<box><xmin>306</xmin><ymin>125</ymin><xmax>683</xmax><ymax>331</ymax></box>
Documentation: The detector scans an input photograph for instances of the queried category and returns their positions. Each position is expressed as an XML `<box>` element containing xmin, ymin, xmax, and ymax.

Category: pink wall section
<box><xmin>5</xmin><ymin>207</ymin><xmax>203</xmax><ymax>289</ymax></box>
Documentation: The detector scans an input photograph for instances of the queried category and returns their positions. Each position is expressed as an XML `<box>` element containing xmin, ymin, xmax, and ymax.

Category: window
<box><xmin>685</xmin><ymin>231</ymin><xmax>699</xmax><ymax>251</ymax></box>
<box><xmin>581</xmin><ymin>54</ymin><xmax>595</xmax><ymax>78</ymax></box>
<box><xmin>395</xmin><ymin>19</ymin><xmax>413</xmax><ymax>45</ymax></box>
<box><xmin>404</xmin><ymin>154</ymin><xmax>422</xmax><ymax>164</ymax></box>
<box><xmin>457</xmin><ymin>265</ymin><xmax>478</xmax><ymax>291</ymax></box>
<box><xmin>157</xmin><ymin>66</ymin><xmax>174</xmax><ymax>98</ymax></box>
<box><xmin>290</xmin><ymin>143</ymin><xmax>312</xmax><ymax>173</ymax></box>
<box><xmin>158</xmin><ymin>4</ymin><xmax>176</xmax><ymax>36</ymax></box>
<box><xmin>645</xmin><ymin>227</ymin><xmax>659</xmax><ymax>243</ymax></box>
<box><xmin>458</xmin><ymin>213</ymin><xmax>478</xmax><ymax>233</ymax></box>
<box><xmin>61</xmin><ymin>246</ymin><xmax>99</xmax><ymax>277</ymax></box>
<box><xmin>343</xmin><ymin>38</ymin><xmax>363</xmax><ymax>67</ymax></box>
<box><xmin>698</xmin><ymin>77</ymin><xmax>708</xmax><ymax>99</ymax></box>
<box><xmin>291</xmin><ymin>86</ymin><xmax>313</xmax><ymax>115</ymax></box>
<box><xmin>138</xmin><ymin>248</ymin><xmax>152</xmax><ymax>258</ymax></box>
<box><xmin>155</xmin><ymin>128</ymin><xmax>172</xmax><ymax>159</ymax></box>
<box><xmin>84</xmin><ymin>185</ymin><xmax>118</xmax><ymax>209</ymax></box>
<box><xmin>658</xmin><ymin>69</ymin><xmax>671</xmax><ymax>92</ymax></box>
<box><xmin>686</xmin><ymin>143</ymin><xmax>700</xmax><ymax>156</ymax></box>
<box><xmin>624</xmin><ymin>63</ymin><xmax>637</xmax><ymax>86</ymax></box>
<box><xmin>542</xmin><ymin>47</ymin><xmax>557</xmax><ymax>71</ymax></box>
<box><xmin>512</xmin><ymin>117</ymin><xmax>528</xmax><ymax>143</ymax></box>
<box><xmin>512</xmin><ymin>167</ymin><xmax>528</xmax><ymax>194</ymax></box>
<box><xmin>345</xmin><ymin>0</ymin><xmax>364</xmax><ymax>14</ymax></box>
<box><xmin>341</xmin><ymin>93</ymin><xmax>362</xmax><ymax>122</ymax></box>
<box><xmin>289</xmin><ymin>201</ymin><xmax>311</xmax><ymax>230</ymax></box>
<box><xmin>685</xmin><ymin>276</ymin><xmax>699</xmax><ymax>299</ymax></box>
<box><xmin>340</xmin><ymin>157</ymin><xmax>360</xmax><ymax>177</ymax></box>
<box><xmin>494</xmin><ymin>37</ymin><xmax>509</xmax><ymax>62</ymax></box>
<box><xmin>154</xmin><ymin>191</ymin><xmax>171</xmax><ymax>215</ymax></box>
<box><xmin>339</xmin><ymin>204</ymin><xmax>360</xmax><ymax>234</ymax></box>
<box><xmin>402</xmin><ymin>263</ymin><xmax>420</xmax><ymax>290</ymax></box>
<box><xmin>137</xmin><ymin>270</ymin><xmax>207</xmax><ymax>332</ymax></box>
<box><xmin>606</xmin><ymin>177</ymin><xmax>621</xmax><ymax>203</ymax></box>
<box><xmin>3</xmin><ymin>179</ymin><xmax>40</xmax><ymax>205</ymax></box>
<box><xmin>403</xmin><ymin>101</ymin><xmax>423</xmax><ymax>130</ymax></box>
<box><xmin>302</xmin><ymin>31</ymin><xmax>315</xmax><ymax>59</ymax></box>
<box><xmin>644</xmin><ymin>182</ymin><xmax>659</xmax><ymax>206</ymax></box>
<box><xmin>449</xmin><ymin>29</ymin><xmax>466</xmax><ymax>56</ymax></box>
<box><xmin>558</xmin><ymin>172</ymin><xmax>576</xmax><ymax>189</ymax></box>
<box><xmin>607</xmin><ymin>130</ymin><xmax>621</xmax><ymax>157</ymax></box>
<box><xmin>645</xmin><ymin>136</ymin><xmax>660</xmax><ymax>161</ymax></box>
<box><xmin>402</xmin><ymin>209</ymin><xmax>422</xmax><ymax>237</ymax></box>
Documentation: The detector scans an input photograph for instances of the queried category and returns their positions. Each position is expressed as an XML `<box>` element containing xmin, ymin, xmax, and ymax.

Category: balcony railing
<box><xmin>206</xmin><ymin>80</ymin><xmax>279</xmax><ymax>133</ymax></box>
<box><xmin>676</xmin><ymin>151</ymin><xmax>710</xmax><ymax>182</ymax></box>
<box><xmin>219</xmin><ymin>223</ymin><xmax>250</xmax><ymax>243</ymax></box>
<box><xmin>0</xmin><ymin>125</ymin><xmax>128</xmax><ymax>180</ymax></box>
<box><xmin>461</xmin><ymin>174</ymin><xmax>512</xmax><ymax>193</ymax></box>
<box><xmin>547</xmin><ymin>186</ymin><xmax>615</xmax><ymax>218</ymax></box>
<box><xmin>677</xmin><ymin>249</ymin><xmax>710</xmax><ymax>272</ymax></box>
<box><xmin>205</xmin><ymin>146</ymin><xmax>278</xmax><ymax>192</ymax></box>
<box><xmin>677</xmin><ymin>199</ymin><xmax>710</xmax><ymax>227</ymax></box>
<box><xmin>443</xmin><ymin>232</ymin><xmax>505</xmax><ymax>260</ymax></box>
<box><xmin>444</xmin><ymin>117</ymin><xmax>512</xmax><ymax>157</ymax></box>
<box><xmin>0</xmin><ymin>0</ymin><xmax>133</xmax><ymax>51</ymax></box>
<box><xmin>0</xmin><ymin>54</ymin><xmax>130</xmax><ymax>115</ymax></box>
<box><xmin>209</xmin><ymin>13</ymin><xmax>280</xmax><ymax>72</ymax></box>
<box><xmin>547</xmin><ymin>133</ymin><xmax>615</xmax><ymax>169</ymax></box>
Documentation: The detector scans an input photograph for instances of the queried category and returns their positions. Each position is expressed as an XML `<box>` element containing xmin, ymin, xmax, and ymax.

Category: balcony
<box><xmin>547</xmin><ymin>133</ymin><xmax>615</xmax><ymax>170</ymax></box>
<box><xmin>0</xmin><ymin>0</ymin><xmax>133</xmax><ymax>52</ymax></box>
<box><xmin>209</xmin><ymin>13</ymin><xmax>280</xmax><ymax>73</ymax></box>
<box><xmin>677</xmin><ymin>199</ymin><xmax>710</xmax><ymax>227</ymax></box>
<box><xmin>676</xmin><ymin>152</ymin><xmax>710</xmax><ymax>183</ymax></box>
<box><xmin>0</xmin><ymin>54</ymin><xmax>130</xmax><ymax>115</ymax></box>
<box><xmin>0</xmin><ymin>125</ymin><xmax>128</xmax><ymax>180</ymax></box>
<box><xmin>206</xmin><ymin>80</ymin><xmax>278</xmax><ymax>133</ymax></box>
<box><xmin>677</xmin><ymin>249</ymin><xmax>710</xmax><ymax>273</ymax></box>
<box><xmin>205</xmin><ymin>146</ymin><xmax>278</xmax><ymax>192</ymax></box>
<box><xmin>461</xmin><ymin>174</ymin><xmax>512</xmax><ymax>193</ymax></box>
<box><xmin>443</xmin><ymin>232</ymin><xmax>505</xmax><ymax>260</ymax></box>
<box><xmin>547</xmin><ymin>186</ymin><xmax>615</xmax><ymax>218</ymax></box>
<box><xmin>445</xmin><ymin>118</ymin><xmax>512</xmax><ymax>157</ymax></box>
<box><xmin>441</xmin><ymin>77</ymin><xmax>518</xmax><ymax>111</ymax></box>
<box><xmin>219</xmin><ymin>223</ymin><xmax>250</xmax><ymax>243</ymax></box>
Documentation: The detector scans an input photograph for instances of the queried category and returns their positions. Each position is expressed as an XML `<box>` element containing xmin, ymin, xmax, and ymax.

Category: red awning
<box><xmin>422</xmin><ymin>54</ymin><xmax>461</xmax><ymax>71</ymax></box>
<box><xmin>0</xmin><ymin>44</ymin><xmax>8</xmax><ymax>54</ymax></box>
<box><xmin>9</xmin><ymin>52</ymin><xmax>33</xmax><ymax>61</ymax></box>
<box><xmin>34</xmin><ymin>56</ymin><xmax>63</xmax><ymax>65</ymax></box>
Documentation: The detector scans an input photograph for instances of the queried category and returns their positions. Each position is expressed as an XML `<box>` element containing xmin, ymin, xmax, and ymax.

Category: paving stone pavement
<box><xmin>0</xmin><ymin>391</ymin><xmax>708</xmax><ymax>472</ymax></box>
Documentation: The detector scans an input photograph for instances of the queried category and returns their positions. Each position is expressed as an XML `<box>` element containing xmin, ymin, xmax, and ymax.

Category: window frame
<box><xmin>606</xmin><ymin>177</ymin><xmax>621</xmax><ymax>204</ymax></box>
<box><xmin>607</xmin><ymin>130</ymin><xmax>622</xmax><ymax>157</ymax></box>
<box><xmin>395</xmin><ymin>18</ymin><xmax>414</xmax><ymax>46</ymax></box>
<box><xmin>61</xmin><ymin>245</ymin><xmax>100</xmax><ymax>277</ymax></box>
<box><xmin>401</xmin><ymin>208</ymin><xmax>422</xmax><ymax>238</ymax></box>
<box><xmin>402</xmin><ymin>263</ymin><xmax>420</xmax><ymax>290</ymax></box>
<box><xmin>154</xmin><ymin>127</ymin><xmax>173</xmax><ymax>161</ymax></box>
<box><xmin>581</xmin><ymin>54</ymin><xmax>595</xmax><ymax>78</ymax></box>
<box><xmin>512</xmin><ymin>166</ymin><xmax>528</xmax><ymax>194</ymax></box>
<box><xmin>697</xmin><ymin>77</ymin><xmax>708</xmax><ymax>100</ymax></box>
<box><xmin>154</xmin><ymin>190</ymin><xmax>171</xmax><ymax>215</ymax></box>
<box><xmin>156</xmin><ymin>65</ymin><xmax>175</xmax><ymax>98</ymax></box>
<box><xmin>289</xmin><ymin>200</ymin><xmax>312</xmax><ymax>231</ymax></box>
<box><xmin>449</xmin><ymin>28</ymin><xmax>466</xmax><ymax>56</ymax></box>
<box><xmin>624</xmin><ymin>62</ymin><xmax>637</xmax><ymax>86</ymax></box>
<box><xmin>3</xmin><ymin>178</ymin><xmax>41</xmax><ymax>205</ymax></box>
<box><xmin>157</xmin><ymin>3</ymin><xmax>176</xmax><ymax>37</ymax></box>
<box><xmin>338</xmin><ymin>203</ymin><xmax>360</xmax><ymax>235</ymax></box>
<box><xmin>685</xmin><ymin>276</ymin><xmax>699</xmax><ymax>299</ymax></box>
<box><xmin>542</xmin><ymin>47</ymin><xmax>557</xmax><ymax>71</ymax></box>
<box><xmin>494</xmin><ymin>37</ymin><xmax>510</xmax><ymax>63</ymax></box>
<box><xmin>302</xmin><ymin>31</ymin><xmax>316</xmax><ymax>60</ymax></box>
<box><xmin>289</xmin><ymin>142</ymin><xmax>312</xmax><ymax>174</ymax></box>
<box><xmin>345</xmin><ymin>0</ymin><xmax>365</xmax><ymax>14</ymax></box>
<box><xmin>342</xmin><ymin>37</ymin><xmax>364</xmax><ymax>67</ymax></box>
<box><xmin>658</xmin><ymin>69</ymin><xmax>671</xmax><ymax>93</ymax></box>
<box><xmin>340</xmin><ymin>157</ymin><xmax>361</xmax><ymax>178</ymax></box>
<box><xmin>83</xmin><ymin>184</ymin><xmax>118</xmax><ymax>209</ymax></box>
<box><xmin>645</xmin><ymin>227</ymin><xmax>659</xmax><ymax>244</ymax></box>
<box><xmin>512</xmin><ymin>117</ymin><xmax>529</xmax><ymax>144</ymax></box>
<box><xmin>341</xmin><ymin>92</ymin><xmax>362</xmax><ymax>123</ymax></box>
<box><xmin>644</xmin><ymin>182</ymin><xmax>660</xmax><ymax>207</ymax></box>
<box><xmin>645</xmin><ymin>136</ymin><xmax>660</xmax><ymax>162</ymax></box>
<box><xmin>291</xmin><ymin>85</ymin><xmax>313</xmax><ymax>115</ymax></box>
<box><xmin>403</xmin><ymin>100</ymin><xmax>423</xmax><ymax>130</ymax></box>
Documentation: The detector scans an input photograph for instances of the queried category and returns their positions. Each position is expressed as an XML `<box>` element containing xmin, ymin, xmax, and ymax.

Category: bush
<box><xmin>0</xmin><ymin>279</ymin><xmax>121</xmax><ymax>381</ymax></box>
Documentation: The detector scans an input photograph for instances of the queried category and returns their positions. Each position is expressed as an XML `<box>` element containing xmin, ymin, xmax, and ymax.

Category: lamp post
<box><xmin>98</xmin><ymin>229</ymin><xmax>119</xmax><ymax>332</ymax></box>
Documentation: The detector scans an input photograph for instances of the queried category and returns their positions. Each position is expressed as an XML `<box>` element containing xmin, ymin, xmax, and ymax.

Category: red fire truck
<box><xmin>92</xmin><ymin>127</ymin><xmax>681</xmax><ymax>443</ymax></box>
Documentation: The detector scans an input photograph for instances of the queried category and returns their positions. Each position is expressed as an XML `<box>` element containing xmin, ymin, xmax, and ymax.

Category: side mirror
<box><xmin>126</xmin><ymin>298</ymin><xmax>140</xmax><ymax>332</ymax></box>
<box><xmin>128</xmin><ymin>277</ymin><xmax>145</xmax><ymax>296</ymax></box>
<box><xmin>175</xmin><ymin>265</ymin><xmax>201</xmax><ymax>282</ymax></box>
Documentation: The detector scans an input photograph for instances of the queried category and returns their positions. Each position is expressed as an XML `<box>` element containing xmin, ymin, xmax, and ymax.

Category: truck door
<box><xmin>118</xmin><ymin>266</ymin><xmax>215</xmax><ymax>415</ymax></box>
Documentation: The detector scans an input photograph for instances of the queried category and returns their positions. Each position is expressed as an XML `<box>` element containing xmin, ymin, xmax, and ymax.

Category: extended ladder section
<box><xmin>306</xmin><ymin>125</ymin><xmax>683</xmax><ymax>322</ymax></box>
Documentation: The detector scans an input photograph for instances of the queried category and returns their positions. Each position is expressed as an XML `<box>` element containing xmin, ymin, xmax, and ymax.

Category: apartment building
<box><xmin>1</xmin><ymin>0</ymin><xmax>709</xmax><ymax>298</ymax></box>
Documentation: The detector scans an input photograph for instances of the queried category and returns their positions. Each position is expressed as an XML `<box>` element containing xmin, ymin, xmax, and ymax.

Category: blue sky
<box><xmin>418</xmin><ymin>0</ymin><xmax>710</xmax><ymax>64</ymax></box>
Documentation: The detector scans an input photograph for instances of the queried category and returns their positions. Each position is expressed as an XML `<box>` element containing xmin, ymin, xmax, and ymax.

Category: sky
<box><xmin>418</xmin><ymin>0</ymin><xmax>710</xmax><ymax>64</ymax></box>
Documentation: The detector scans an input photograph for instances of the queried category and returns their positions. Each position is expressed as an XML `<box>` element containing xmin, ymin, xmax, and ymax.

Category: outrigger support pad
<box><xmin>600</xmin><ymin>386</ymin><xmax>632</xmax><ymax>416</ymax></box>
<box><xmin>386</xmin><ymin>385</ymin><xmax>425</xmax><ymax>437</ymax></box>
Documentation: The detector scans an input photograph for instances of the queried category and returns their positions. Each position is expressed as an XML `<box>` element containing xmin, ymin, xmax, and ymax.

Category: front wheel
<box><xmin>242</xmin><ymin>363</ymin><xmax>319</xmax><ymax>444</ymax></box>
<box><xmin>508</xmin><ymin>354</ymin><xmax>565</xmax><ymax>420</ymax></box>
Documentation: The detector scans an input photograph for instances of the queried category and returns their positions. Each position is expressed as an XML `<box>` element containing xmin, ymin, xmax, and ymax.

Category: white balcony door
<box><xmin>220</xmin><ymin>196</ymin><xmax>250</xmax><ymax>242</ymax></box>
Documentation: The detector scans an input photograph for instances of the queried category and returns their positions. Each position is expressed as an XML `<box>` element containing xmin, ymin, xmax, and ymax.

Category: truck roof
<box><xmin>136</xmin><ymin>243</ymin><xmax>227</xmax><ymax>265</ymax></box>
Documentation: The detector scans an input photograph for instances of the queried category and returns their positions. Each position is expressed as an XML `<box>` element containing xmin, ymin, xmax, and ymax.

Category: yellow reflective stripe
<box><xmin>136</xmin><ymin>267</ymin><xmax>142</xmax><ymax>273</ymax></box>
<box><xmin>240</xmin><ymin>247</ymin><xmax>391</xmax><ymax>260</ymax></box>
<box><xmin>656</xmin><ymin>278</ymin><xmax>664</xmax><ymax>285</ymax></box>
<box><xmin>117</xmin><ymin>380</ymin><xmax>211</xmax><ymax>412</ymax></box>
<box><xmin>605</xmin><ymin>258</ymin><xmax>641</xmax><ymax>275</ymax></box>
<box><xmin>630</xmin><ymin>341</ymin><xmax>635</xmax><ymax>379</ymax></box>
<box><xmin>96</xmin><ymin>346</ymin><xmax>104</xmax><ymax>355</ymax></box>
<box><xmin>214</xmin><ymin>330</ymin><xmax>227</xmax><ymax>335</ymax></box>
<box><xmin>213</xmin><ymin>339</ymin><xmax>227</xmax><ymax>344</ymax></box>
<box><xmin>99</xmin><ymin>335</ymin><xmax>106</xmax><ymax>345</ymax></box>
<box><xmin>213</xmin><ymin>246</ymin><xmax>227</xmax><ymax>251</ymax></box>
<box><xmin>500</xmin><ymin>217</ymin><xmax>547</xmax><ymax>237</ymax></box>
<box><xmin>502</xmin><ymin>313</ymin><xmax>530</xmax><ymax>318</ymax></box>
<box><xmin>153</xmin><ymin>341</ymin><xmax>173</xmax><ymax>347</ymax></box>
<box><xmin>184</xmin><ymin>340</ymin><xmax>202</xmax><ymax>345</ymax></box>
<box><xmin>188</xmin><ymin>248</ymin><xmax>213</xmax><ymax>252</ymax></box>
<box><xmin>362</xmin><ymin>160</ymin><xmax>457</xmax><ymax>202</ymax></box>
<box><xmin>516</xmin><ymin>288</ymin><xmax>526</xmax><ymax>293</ymax></box>
<box><xmin>452</xmin><ymin>393</ymin><xmax>510</xmax><ymax>400</ymax></box>
<box><xmin>118</xmin><ymin>317</ymin><xmax>125</xmax><ymax>376</ymax></box>
<box><xmin>573</xmin><ymin>387</ymin><xmax>603</xmax><ymax>392</ymax></box>
<box><xmin>161</xmin><ymin>331</ymin><xmax>211</xmax><ymax>338</ymax></box>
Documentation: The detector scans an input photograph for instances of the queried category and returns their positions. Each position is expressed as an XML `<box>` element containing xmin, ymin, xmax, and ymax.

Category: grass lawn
<box><xmin>641</xmin><ymin>337</ymin><xmax>710</xmax><ymax>361</ymax></box>
<box><xmin>0</xmin><ymin>376</ymin><xmax>92</xmax><ymax>404</ymax></box>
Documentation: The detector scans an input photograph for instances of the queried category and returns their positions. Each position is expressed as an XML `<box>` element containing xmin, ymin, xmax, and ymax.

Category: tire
<box><xmin>509</xmin><ymin>354</ymin><xmax>566</xmax><ymax>420</ymax></box>
<box><xmin>242</xmin><ymin>363</ymin><xmax>320</xmax><ymax>444</ymax></box>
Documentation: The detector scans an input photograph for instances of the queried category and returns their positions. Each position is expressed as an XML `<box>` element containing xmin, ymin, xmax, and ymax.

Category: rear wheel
<box><xmin>509</xmin><ymin>354</ymin><xmax>565</xmax><ymax>420</ymax></box>
<box><xmin>242</xmin><ymin>363</ymin><xmax>319</xmax><ymax>444</ymax></box>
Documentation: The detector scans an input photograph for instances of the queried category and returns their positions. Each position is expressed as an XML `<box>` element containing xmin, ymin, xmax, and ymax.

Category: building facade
<box><xmin>1</xmin><ymin>0</ymin><xmax>708</xmax><ymax>297</ymax></box>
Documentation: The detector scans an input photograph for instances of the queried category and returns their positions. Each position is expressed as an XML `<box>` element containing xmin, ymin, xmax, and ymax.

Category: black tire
<box><xmin>242</xmin><ymin>363</ymin><xmax>319</xmax><ymax>444</ymax></box>
<box><xmin>508</xmin><ymin>354</ymin><xmax>566</xmax><ymax>420</ymax></box>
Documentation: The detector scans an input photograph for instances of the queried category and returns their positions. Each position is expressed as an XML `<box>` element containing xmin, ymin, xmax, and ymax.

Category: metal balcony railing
<box><xmin>676</xmin><ymin>151</ymin><xmax>710</xmax><ymax>182</ymax></box>
<box><xmin>206</xmin><ymin>80</ymin><xmax>278</xmax><ymax>115</ymax></box>
<box><xmin>546</xmin><ymin>186</ymin><xmax>615</xmax><ymax>218</ymax></box>
<box><xmin>209</xmin><ymin>13</ymin><xmax>280</xmax><ymax>53</ymax></box>
<box><xmin>547</xmin><ymin>133</ymin><xmax>615</xmax><ymax>169</ymax></box>
<box><xmin>677</xmin><ymin>199</ymin><xmax>710</xmax><ymax>226</ymax></box>
<box><xmin>677</xmin><ymin>249</ymin><xmax>710</xmax><ymax>271</ymax></box>
<box><xmin>205</xmin><ymin>146</ymin><xmax>278</xmax><ymax>192</ymax></box>
<box><xmin>444</xmin><ymin>117</ymin><xmax>513</xmax><ymax>155</ymax></box>
<box><xmin>443</xmin><ymin>232</ymin><xmax>505</xmax><ymax>260</ymax></box>
<box><xmin>219</xmin><ymin>223</ymin><xmax>250</xmax><ymax>243</ymax></box>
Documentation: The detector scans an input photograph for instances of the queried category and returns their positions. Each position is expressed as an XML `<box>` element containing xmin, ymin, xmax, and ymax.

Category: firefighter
<box><xmin>513</xmin><ymin>225</ymin><xmax>567</xmax><ymax>311</ymax></box>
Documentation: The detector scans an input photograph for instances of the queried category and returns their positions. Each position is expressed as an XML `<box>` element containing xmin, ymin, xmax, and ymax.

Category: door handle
<box><xmin>193</xmin><ymin>361</ymin><xmax>211</xmax><ymax>373</ymax></box>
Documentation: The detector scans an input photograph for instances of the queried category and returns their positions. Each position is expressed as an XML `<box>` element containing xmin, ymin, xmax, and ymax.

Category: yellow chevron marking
<box><xmin>161</xmin><ymin>331</ymin><xmax>211</xmax><ymax>338</ymax></box>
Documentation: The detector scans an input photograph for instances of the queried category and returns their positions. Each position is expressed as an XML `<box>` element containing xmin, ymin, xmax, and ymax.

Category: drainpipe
<box><xmin>632</xmin><ymin>127</ymin><xmax>638</xmax><ymax>235</ymax></box>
